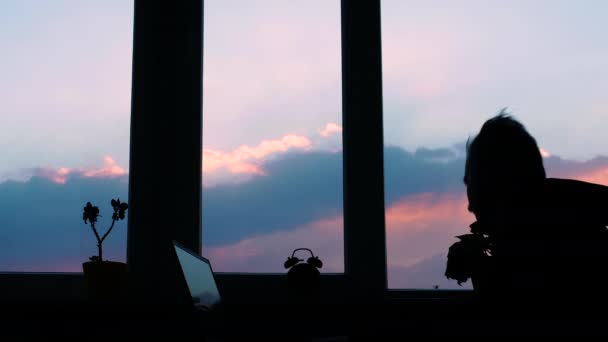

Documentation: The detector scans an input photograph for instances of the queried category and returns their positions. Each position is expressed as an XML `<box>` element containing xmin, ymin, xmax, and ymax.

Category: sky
<box><xmin>1</xmin><ymin>1</ymin><xmax>608</xmax><ymax>289</ymax></box>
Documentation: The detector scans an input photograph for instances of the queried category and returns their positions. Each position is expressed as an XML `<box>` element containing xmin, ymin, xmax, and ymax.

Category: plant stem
<box><xmin>90</xmin><ymin>222</ymin><xmax>103</xmax><ymax>261</ymax></box>
<box><xmin>95</xmin><ymin>218</ymin><xmax>118</xmax><ymax>262</ymax></box>
<box><xmin>100</xmin><ymin>219</ymin><xmax>117</xmax><ymax>244</ymax></box>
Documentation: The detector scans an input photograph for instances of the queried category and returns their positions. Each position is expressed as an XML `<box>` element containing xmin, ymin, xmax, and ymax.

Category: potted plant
<box><xmin>82</xmin><ymin>199</ymin><xmax>129</xmax><ymax>301</ymax></box>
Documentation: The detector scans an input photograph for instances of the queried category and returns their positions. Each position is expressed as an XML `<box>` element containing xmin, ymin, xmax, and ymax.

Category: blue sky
<box><xmin>2</xmin><ymin>1</ymin><xmax>608</xmax><ymax>288</ymax></box>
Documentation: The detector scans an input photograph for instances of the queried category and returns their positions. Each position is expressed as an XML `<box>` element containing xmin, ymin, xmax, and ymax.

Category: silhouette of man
<box><xmin>447</xmin><ymin>112</ymin><xmax>608</xmax><ymax>322</ymax></box>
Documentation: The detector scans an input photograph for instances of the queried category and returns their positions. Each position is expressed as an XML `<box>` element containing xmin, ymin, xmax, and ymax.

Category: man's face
<box><xmin>465</xmin><ymin>175</ymin><xmax>482</xmax><ymax>220</ymax></box>
<box><xmin>464</xmin><ymin>166</ymin><xmax>501</xmax><ymax>229</ymax></box>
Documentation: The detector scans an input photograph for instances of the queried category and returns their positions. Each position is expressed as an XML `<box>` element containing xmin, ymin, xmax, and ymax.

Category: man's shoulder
<box><xmin>545</xmin><ymin>177</ymin><xmax>608</xmax><ymax>191</ymax></box>
<box><xmin>542</xmin><ymin>177</ymin><xmax>608</xmax><ymax>227</ymax></box>
<box><xmin>544</xmin><ymin>177</ymin><xmax>608</xmax><ymax>200</ymax></box>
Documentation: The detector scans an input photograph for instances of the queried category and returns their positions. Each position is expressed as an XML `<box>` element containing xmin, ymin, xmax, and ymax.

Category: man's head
<box><xmin>464</xmin><ymin>111</ymin><xmax>546</xmax><ymax>224</ymax></box>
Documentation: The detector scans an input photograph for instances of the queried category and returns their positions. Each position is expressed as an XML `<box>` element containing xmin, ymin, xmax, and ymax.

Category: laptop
<box><xmin>172</xmin><ymin>241</ymin><xmax>222</xmax><ymax>311</ymax></box>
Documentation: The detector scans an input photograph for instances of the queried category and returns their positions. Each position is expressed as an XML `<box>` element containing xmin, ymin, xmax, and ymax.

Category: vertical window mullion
<box><xmin>128</xmin><ymin>0</ymin><xmax>203</xmax><ymax>305</ymax></box>
<box><xmin>341</xmin><ymin>0</ymin><xmax>387</xmax><ymax>298</ymax></box>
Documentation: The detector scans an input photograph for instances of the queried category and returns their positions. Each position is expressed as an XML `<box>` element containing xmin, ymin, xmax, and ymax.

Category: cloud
<box><xmin>540</xmin><ymin>147</ymin><xmax>551</xmax><ymax>158</ymax></box>
<box><xmin>204</xmin><ymin>191</ymin><xmax>471</xmax><ymax>289</ymax></box>
<box><xmin>544</xmin><ymin>155</ymin><xmax>608</xmax><ymax>186</ymax></box>
<box><xmin>28</xmin><ymin>155</ymin><xmax>128</xmax><ymax>184</ymax></box>
<box><xmin>386</xmin><ymin>193</ymin><xmax>471</xmax><ymax>238</ymax></box>
<box><xmin>202</xmin><ymin>188</ymin><xmax>473</xmax><ymax>290</ymax></box>
<box><xmin>202</xmin><ymin>134</ymin><xmax>312</xmax><ymax>177</ymax></box>
<box><xmin>33</xmin><ymin>167</ymin><xmax>72</xmax><ymax>185</ymax></box>
<box><xmin>319</xmin><ymin>122</ymin><xmax>342</xmax><ymax>138</ymax></box>
<box><xmin>202</xmin><ymin>150</ymin><xmax>343</xmax><ymax>246</ymax></box>
<box><xmin>384</xmin><ymin>193</ymin><xmax>473</xmax><ymax>287</ymax></box>
<box><xmin>577</xmin><ymin>167</ymin><xmax>608</xmax><ymax>186</ymax></box>
<box><xmin>202</xmin><ymin>143</ymin><xmax>608</xmax><ymax>248</ymax></box>
<box><xmin>2</xmin><ymin>137</ymin><xmax>608</xmax><ymax>286</ymax></box>
<box><xmin>201</xmin><ymin>123</ymin><xmax>345</xmax><ymax>186</ymax></box>
<box><xmin>81</xmin><ymin>155</ymin><xmax>128</xmax><ymax>179</ymax></box>
<box><xmin>201</xmin><ymin>144</ymin><xmax>608</xmax><ymax>289</ymax></box>
<box><xmin>414</xmin><ymin>146</ymin><xmax>458</xmax><ymax>162</ymax></box>
<box><xmin>383</xmin><ymin>146</ymin><xmax>465</xmax><ymax>205</ymax></box>
<box><xmin>200</xmin><ymin>142</ymin><xmax>471</xmax><ymax>280</ymax></box>
<box><xmin>206</xmin><ymin>216</ymin><xmax>344</xmax><ymax>273</ymax></box>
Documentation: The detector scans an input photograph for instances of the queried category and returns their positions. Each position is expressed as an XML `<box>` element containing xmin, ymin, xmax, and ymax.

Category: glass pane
<box><xmin>202</xmin><ymin>1</ymin><xmax>343</xmax><ymax>273</ymax></box>
<box><xmin>382</xmin><ymin>0</ymin><xmax>608</xmax><ymax>288</ymax></box>
<box><xmin>0</xmin><ymin>1</ymin><xmax>133</xmax><ymax>271</ymax></box>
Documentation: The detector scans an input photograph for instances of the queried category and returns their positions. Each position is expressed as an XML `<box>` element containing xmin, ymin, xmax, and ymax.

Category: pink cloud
<box><xmin>386</xmin><ymin>193</ymin><xmax>471</xmax><ymax>232</ymax></box>
<box><xmin>540</xmin><ymin>147</ymin><xmax>551</xmax><ymax>158</ymax></box>
<box><xmin>204</xmin><ymin>192</ymin><xmax>473</xmax><ymax>276</ymax></box>
<box><xmin>546</xmin><ymin>156</ymin><xmax>608</xmax><ymax>187</ymax></box>
<box><xmin>201</xmin><ymin>152</ymin><xmax>608</xmax><ymax>284</ymax></box>
<box><xmin>573</xmin><ymin>167</ymin><xmax>608</xmax><ymax>187</ymax></box>
<box><xmin>35</xmin><ymin>167</ymin><xmax>72</xmax><ymax>185</ymax></box>
<box><xmin>203</xmin><ymin>134</ymin><xmax>312</xmax><ymax>176</ymax></box>
<box><xmin>319</xmin><ymin>122</ymin><xmax>342</xmax><ymax>138</ymax></box>
<box><xmin>380</xmin><ymin>163</ymin><xmax>608</xmax><ymax>272</ymax></box>
<box><xmin>82</xmin><ymin>155</ymin><xmax>128</xmax><ymax>179</ymax></box>
<box><xmin>33</xmin><ymin>155</ymin><xmax>128</xmax><ymax>184</ymax></box>
<box><xmin>205</xmin><ymin>215</ymin><xmax>344</xmax><ymax>273</ymax></box>
<box><xmin>385</xmin><ymin>193</ymin><xmax>472</xmax><ymax>267</ymax></box>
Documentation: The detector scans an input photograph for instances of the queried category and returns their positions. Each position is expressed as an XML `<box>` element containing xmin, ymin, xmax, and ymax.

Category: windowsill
<box><xmin>0</xmin><ymin>272</ymin><xmax>85</xmax><ymax>303</ymax></box>
<box><xmin>0</xmin><ymin>273</ymin><xmax>481</xmax><ymax>339</ymax></box>
<box><xmin>0</xmin><ymin>272</ymin><xmax>473</xmax><ymax>307</ymax></box>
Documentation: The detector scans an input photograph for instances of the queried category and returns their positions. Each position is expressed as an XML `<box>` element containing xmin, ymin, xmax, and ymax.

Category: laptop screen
<box><xmin>174</xmin><ymin>243</ymin><xmax>221</xmax><ymax>309</ymax></box>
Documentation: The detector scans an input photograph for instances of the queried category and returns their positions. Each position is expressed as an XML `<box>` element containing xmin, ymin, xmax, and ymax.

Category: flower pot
<box><xmin>82</xmin><ymin>261</ymin><xmax>128</xmax><ymax>303</ymax></box>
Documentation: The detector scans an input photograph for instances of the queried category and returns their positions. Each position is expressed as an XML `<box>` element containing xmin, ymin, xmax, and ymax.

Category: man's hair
<box><xmin>465</xmin><ymin>110</ymin><xmax>546</xmax><ymax>190</ymax></box>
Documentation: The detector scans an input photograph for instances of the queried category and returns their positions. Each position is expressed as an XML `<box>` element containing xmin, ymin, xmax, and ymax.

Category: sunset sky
<box><xmin>1</xmin><ymin>1</ymin><xmax>607</xmax><ymax>288</ymax></box>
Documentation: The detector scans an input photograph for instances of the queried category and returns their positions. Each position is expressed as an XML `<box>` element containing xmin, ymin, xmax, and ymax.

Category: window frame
<box><xmin>199</xmin><ymin>0</ymin><xmax>389</xmax><ymax>303</ymax></box>
<box><xmin>0</xmin><ymin>0</ymin><xmax>472</xmax><ymax>304</ymax></box>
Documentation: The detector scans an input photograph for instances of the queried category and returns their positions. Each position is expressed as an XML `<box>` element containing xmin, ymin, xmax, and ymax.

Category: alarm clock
<box><xmin>284</xmin><ymin>248</ymin><xmax>323</xmax><ymax>301</ymax></box>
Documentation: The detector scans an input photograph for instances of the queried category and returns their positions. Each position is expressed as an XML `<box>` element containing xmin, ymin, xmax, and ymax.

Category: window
<box><xmin>201</xmin><ymin>1</ymin><xmax>344</xmax><ymax>273</ymax></box>
<box><xmin>0</xmin><ymin>1</ymin><xmax>133</xmax><ymax>271</ymax></box>
<box><xmin>382</xmin><ymin>0</ymin><xmax>608</xmax><ymax>289</ymax></box>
